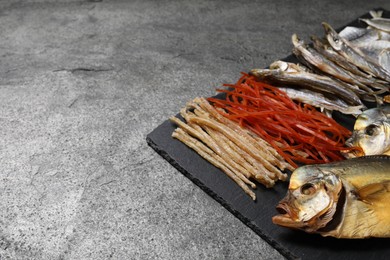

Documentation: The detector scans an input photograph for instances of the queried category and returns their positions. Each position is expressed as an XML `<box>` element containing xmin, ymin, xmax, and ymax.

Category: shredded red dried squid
<box><xmin>208</xmin><ymin>73</ymin><xmax>357</xmax><ymax>168</ymax></box>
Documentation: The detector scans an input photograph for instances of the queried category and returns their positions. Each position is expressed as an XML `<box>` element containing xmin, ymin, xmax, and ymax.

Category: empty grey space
<box><xmin>1</xmin><ymin>1</ymin><xmax>389</xmax><ymax>259</ymax></box>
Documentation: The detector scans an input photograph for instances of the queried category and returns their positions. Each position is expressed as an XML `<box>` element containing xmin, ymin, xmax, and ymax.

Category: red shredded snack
<box><xmin>208</xmin><ymin>73</ymin><xmax>357</xmax><ymax>168</ymax></box>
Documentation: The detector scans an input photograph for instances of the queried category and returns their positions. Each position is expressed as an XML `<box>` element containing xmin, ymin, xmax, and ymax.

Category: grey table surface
<box><xmin>1</xmin><ymin>1</ymin><xmax>389</xmax><ymax>259</ymax></box>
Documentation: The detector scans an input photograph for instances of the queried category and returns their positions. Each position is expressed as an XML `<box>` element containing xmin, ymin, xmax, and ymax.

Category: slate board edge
<box><xmin>146</xmin><ymin>135</ymin><xmax>298</xmax><ymax>260</ymax></box>
<box><xmin>145</xmin><ymin>7</ymin><xmax>387</xmax><ymax>260</ymax></box>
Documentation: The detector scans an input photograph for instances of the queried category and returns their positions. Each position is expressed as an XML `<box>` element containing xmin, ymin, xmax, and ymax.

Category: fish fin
<box><xmin>379</xmin><ymin>49</ymin><xmax>390</xmax><ymax>73</ymax></box>
<box><xmin>369</xmin><ymin>10</ymin><xmax>383</xmax><ymax>18</ymax></box>
<box><xmin>355</xmin><ymin>181</ymin><xmax>390</xmax><ymax>204</ymax></box>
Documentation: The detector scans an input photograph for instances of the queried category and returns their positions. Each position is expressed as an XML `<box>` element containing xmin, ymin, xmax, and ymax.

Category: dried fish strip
<box><xmin>207</xmin><ymin>127</ymin><xmax>276</xmax><ymax>183</ymax></box>
<box><xmin>188</xmin><ymin>116</ymin><xmax>286</xmax><ymax>181</ymax></box>
<box><xmin>171</xmin><ymin>98</ymin><xmax>292</xmax><ymax>200</ymax></box>
<box><xmin>195</xmin><ymin>98</ymin><xmax>292</xmax><ymax>173</ymax></box>
<box><xmin>172</xmin><ymin>128</ymin><xmax>256</xmax><ymax>200</ymax></box>
<box><xmin>203</xmin><ymin>125</ymin><xmax>260</xmax><ymax>181</ymax></box>
<box><xmin>171</xmin><ymin>115</ymin><xmax>255</xmax><ymax>187</ymax></box>
<box><xmin>183</xmin><ymin>112</ymin><xmax>277</xmax><ymax>187</ymax></box>
<box><xmin>170</xmin><ymin>117</ymin><xmax>256</xmax><ymax>188</ymax></box>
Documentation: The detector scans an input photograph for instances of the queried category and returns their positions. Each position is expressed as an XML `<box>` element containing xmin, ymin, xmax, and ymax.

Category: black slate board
<box><xmin>147</xmin><ymin>9</ymin><xmax>390</xmax><ymax>260</ymax></box>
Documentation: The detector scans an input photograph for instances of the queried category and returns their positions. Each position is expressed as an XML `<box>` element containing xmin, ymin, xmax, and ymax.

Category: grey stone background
<box><xmin>1</xmin><ymin>1</ymin><xmax>389</xmax><ymax>259</ymax></box>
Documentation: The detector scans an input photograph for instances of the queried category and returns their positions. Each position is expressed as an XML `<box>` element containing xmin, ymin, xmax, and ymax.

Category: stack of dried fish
<box><xmin>251</xmin><ymin>10</ymin><xmax>390</xmax><ymax>116</ymax></box>
<box><xmin>170</xmin><ymin>97</ymin><xmax>293</xmax><ymax>200</ymax></box>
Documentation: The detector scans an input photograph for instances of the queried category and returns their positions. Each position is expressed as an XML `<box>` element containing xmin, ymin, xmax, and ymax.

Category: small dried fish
<box><xmin>292</xmin><ymin>34</ymin><xmax>377</xmax><ymax>96</ymax></box>
<box><xmin>251</xmin><ymin>60</ymin><xmax>363</xmax><ymax>106</ymax></box>
<box><xmin>312</xmin><ymin>35</ymin><xmax>390</xmax><ymax>94</ymax></box>
<box><xmin>311</xmin><ymin>35</ymin><xmax>372</xmax><ymax>78</ymax></box>
<box><xmin>278</xmin><ymin>87</ymin><xmax>364</xmax><ymax>115</ymax></box>
<box><xmin>323</xmin><ymin>22</ymin><xmax>390</xmax><ymax>82</ymax></box>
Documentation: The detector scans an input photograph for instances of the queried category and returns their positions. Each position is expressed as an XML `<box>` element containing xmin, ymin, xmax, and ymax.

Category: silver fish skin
<box><xmin>379</xmin><ymin>49</ymin><xmax>390</xmax><ymax>73</ymax></box>
<box><xmin>339</xmin><ymin>26</ymin><xmax>390</xmax><ymax>45</ymax></box>
<box><xmin>357</xmin><ymin>40</ymin><xmax>390</xmax><ymax>58</ymax></box>
<box><xmin>277</xmin><ymin>87</ymin><xmax>364</xmax><ymax>115</ymax></box>
<box><xmin>323</xmin><ymin>22</ymin><xmax>390</xmax><ymax>82</ymax></box>
<box><xmin>361</xmin><ymin>17</ymin><xmax>390</xmax><ymax>33</ymax></box>
<box><xmin>357</xmin><ymin>41</ymin><xmax>390</xmax><ymax>73</ymax></box>
<box><xmin>250</xmin><ymin>61</ymin><xmax>363</xmax><ymax>106</ymax></box>
<box><xmin>339</xmin><ymin>26</ymin><xmax>380</xmax><ymax>45</ymax></box>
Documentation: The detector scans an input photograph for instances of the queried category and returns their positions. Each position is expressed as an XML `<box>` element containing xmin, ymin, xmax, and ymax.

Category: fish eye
<box><xmin>333</xmin><ymin>37</ymin><xmax>339</xmax><ymax>44</ymax></box>
<box><xmin>365</xmin><ymin>124</ymin><xmax>378</xmax><ymax>136</ymax></box>
<box><xmin>300</xmin><ymin>183</ymin><xmax>316</xmax><ymax>195</ymax></box>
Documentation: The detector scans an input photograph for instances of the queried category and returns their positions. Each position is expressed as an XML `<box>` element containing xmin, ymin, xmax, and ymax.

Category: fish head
<box><xmin>345</xmin><ymin>106</ymin><xmax>390</xmax><ymax>157</ymax></box>
<box><xmin>269</xmin><ymin>60</ymin><xmax>289</xmax><ymax>71</ymax></box>
<box><xmin>322</xmin><ymin>22</ymin><xmax>343</xmax><ymax>51</ymax></box>
<box><xmin>249</xmin><ymin>68</ymin><xmax>276</xmax><ymax>79</ymax></box>
<box><xmin>273</xmin><ymin>165</ymin><xmax>342</xmax><ymax>233</ymax></box>
<box><xmin>269</xmin><ymin>60</ymin><xmax>304</xmax><ymax>73</ymax></box>
<box><xmin>292</xmin><ymin>34</ymin><xmax>305</xmax><ymax>48</ymax></box>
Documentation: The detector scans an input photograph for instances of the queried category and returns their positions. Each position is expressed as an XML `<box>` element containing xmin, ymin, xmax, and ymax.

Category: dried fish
<box><xmin>339</xmin><ymin>26</ymin><xmax>375</xmax><ymax>43</ymax></box>
<box><xmin>292</xmin><ymin>34</ymin><xmax>376</xmax><ymax>95</ymax></box>
<box><xmin>277</xmin><ymin>87</ymin><xmax>364</xmax><ymax>115</ymax></box>
<box><xmin>251</xmin><ymin>60</ymin><xmax>363</xmax><ymax>106</ymax></box>
<box><xmin>345</xmin><ymin>105</ymin><xmax>390</xmax><ymax>157</ymax></box>
<box><xmin>311</xmin><ymin>35</ymin><xmax>389</xmax><ymax>94</ymax></box>
<box><xmin>311</xmin><ymin>35</ymin><xmax>372</xmax><ymax>78</ymax></box>
<box><xmin>273</xmin><ymin>156</ymin><xmax>390</xmax><ymax>238</ymax></box>
<box><xmin>357</xmin><ymin>41</ymin><xmax>390</xmax><ymax>67</ymax></box>
<box><xmin>361</xmin><ymin>17</ymin><xmax>390</xmax><ymax>33</ymax></box>
<box><xmin>379</xmin><ymin>49</ymin><xmax>390</xmax><ymax>72</ymax></box>
<box><xmin>322</xmin><ymin>22</ymin><xmax>390</xmax><ymax>82</ymax></box>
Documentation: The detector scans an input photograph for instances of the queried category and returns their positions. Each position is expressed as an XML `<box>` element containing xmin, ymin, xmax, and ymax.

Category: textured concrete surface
<box><xmin>1</xmin><ymin>1</ymin><xmax>389</xmax><ymax>259</ymax></box>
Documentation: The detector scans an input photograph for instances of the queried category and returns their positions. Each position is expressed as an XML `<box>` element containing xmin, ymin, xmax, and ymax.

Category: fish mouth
<box><xmin>341</xmin><ymin>148</ymin><xmax>364</xmax><ymax>158</ymax></box>
<box><xmin>342</xmin><ymin>137</ymin><xmax>365</xmax><ymax>158</ymax></box>
<box><xmin>272</xmin><ymin>214</ymin><xmax>304</xmax><ymax>228</ymax></box>
<box><xmin>272</xmin><ymin>202</ymin><xmax>305</xmax><ymax>229</ymax></box>
<box><xmin>321</xmin><ymin>22</ymin><xmax>335</xmax><ymax>35</ymax></box>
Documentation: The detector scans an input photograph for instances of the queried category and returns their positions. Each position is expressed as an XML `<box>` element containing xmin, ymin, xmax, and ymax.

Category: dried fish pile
<box><xmin>251</xmin><ymin>10</ymin><xmax>390</xmax><ymax>116</ymax></box>
<box><xmin>169</xmin><ymin>10</ymin><xmax>390</xmax><ymax>200</ymax></box>
<box><xmin>170</xmin><ymin>97</ymin><xmax>293</xmax><ymax>200</ymax></box>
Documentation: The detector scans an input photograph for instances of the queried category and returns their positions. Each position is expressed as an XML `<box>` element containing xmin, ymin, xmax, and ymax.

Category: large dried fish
<box><xmin>273</xmin><ymin>155</ymin><xmax>390</xmax><ymax>238</ymax></box>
